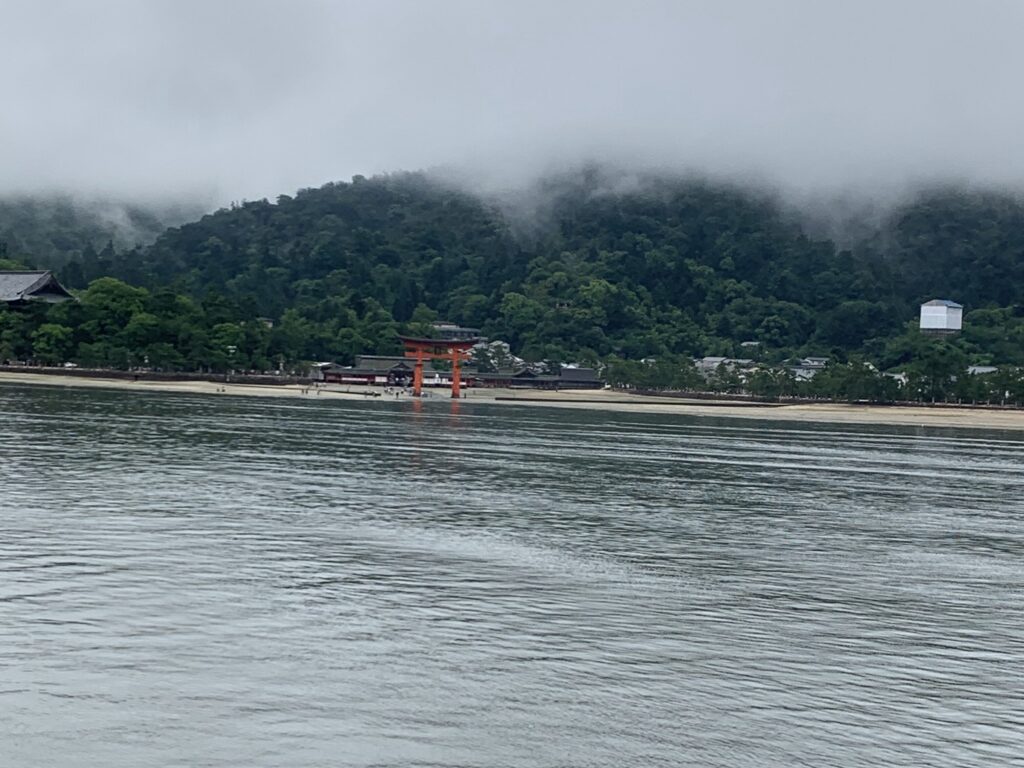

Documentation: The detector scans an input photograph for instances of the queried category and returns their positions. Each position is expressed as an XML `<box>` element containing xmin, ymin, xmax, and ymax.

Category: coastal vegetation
<box><xmin>4</xmin><ymin>168</ymin><xmax>1024</xmax><ymax>403</ymax></box>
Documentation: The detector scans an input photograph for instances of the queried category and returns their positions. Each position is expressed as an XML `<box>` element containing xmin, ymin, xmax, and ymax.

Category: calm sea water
<box><xmin>2</xmin><ymin>384</ymin><xmax>1023</xmax><ymax>767</ymax></box>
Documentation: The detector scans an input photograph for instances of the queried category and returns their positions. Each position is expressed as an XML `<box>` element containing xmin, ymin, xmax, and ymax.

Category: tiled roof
<box><xmin>0</xmin><ymin>271</ymin><xmax>49</xmax><ymax>301</ymax></box>
<box><xmin>559</xmin><ymin>367</ymin><xmax>601</xmax><ymax>381</ymax></box>
<box><xmin>0</xmin><ymin>271</ymin><xmax>73</xmax><ymax>302</ymax></box>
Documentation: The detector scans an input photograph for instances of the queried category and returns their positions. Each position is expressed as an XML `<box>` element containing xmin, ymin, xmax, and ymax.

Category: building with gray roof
<box><xmin>0</xmin><ymin>271</ymin><xmax>74</xmax><ymax>306</ymax></box>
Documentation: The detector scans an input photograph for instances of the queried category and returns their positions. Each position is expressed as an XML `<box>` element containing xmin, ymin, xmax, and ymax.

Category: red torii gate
<box><xmin>399</xmin><ymin>335</ymin><xmax>480</xmax><ymax>398</ymax></box>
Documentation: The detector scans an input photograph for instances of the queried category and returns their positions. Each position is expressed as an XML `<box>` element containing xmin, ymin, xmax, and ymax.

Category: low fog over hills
<box><xmin>0</xmin><ymin>195</ymin><xmax>210</xmax><ymax>266</ymax></box>
<box><xmin>3</xmin><ymin>1</ymin><xmax>1024</xmax><ymax>207</ymax></box>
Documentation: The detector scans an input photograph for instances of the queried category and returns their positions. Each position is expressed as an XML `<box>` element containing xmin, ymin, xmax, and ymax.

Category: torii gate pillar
<box><xmin>451</xmin><ymin>347</ymin><xmax>463</xmax><ymax>398</ymax></box>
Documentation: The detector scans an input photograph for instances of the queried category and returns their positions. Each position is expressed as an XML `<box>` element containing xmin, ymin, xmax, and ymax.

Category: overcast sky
<box><xmin>2</xmin><ymin>0</ymin><xmax>1023</xmax><ymax>204</ymax></box>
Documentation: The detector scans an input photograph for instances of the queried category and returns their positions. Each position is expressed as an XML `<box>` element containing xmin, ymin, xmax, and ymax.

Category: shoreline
<box><xmin>3</xmin><ymin>369</ymin><xmax>1024</xmax><ymax>431</ymax></box>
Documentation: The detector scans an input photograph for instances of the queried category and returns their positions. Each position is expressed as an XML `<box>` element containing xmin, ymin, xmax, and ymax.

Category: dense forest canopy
<box><xmin>3</xmin><ymin>168</ymin><xmax>1024</xmax><ymax>397</ymax></box>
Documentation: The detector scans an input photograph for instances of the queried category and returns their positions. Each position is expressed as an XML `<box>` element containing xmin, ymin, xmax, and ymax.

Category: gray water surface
<box><xmin>2</xmin><ymin>384</ymin><xmax>1023</xmax><ymax>767</ymax></box>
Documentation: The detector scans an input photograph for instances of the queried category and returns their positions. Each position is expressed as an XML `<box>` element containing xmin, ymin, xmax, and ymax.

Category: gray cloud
<box><xmin>2</xmin><ymin>0</ymin><xmax>1023</xmax><ymax>204</ymax></box>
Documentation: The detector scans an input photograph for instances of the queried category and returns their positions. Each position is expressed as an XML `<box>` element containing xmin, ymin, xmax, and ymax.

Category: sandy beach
<box><xmin>4</xmin><ymin>369</ymin><xmax>1024</xmax><ymax>431</ymax></box>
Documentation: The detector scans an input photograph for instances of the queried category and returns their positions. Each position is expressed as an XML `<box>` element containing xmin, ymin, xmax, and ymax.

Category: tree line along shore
<box><xmin>3</xmin><ymin>169</ymin><xmax>1024</xmax><ymax>406</ymax></box>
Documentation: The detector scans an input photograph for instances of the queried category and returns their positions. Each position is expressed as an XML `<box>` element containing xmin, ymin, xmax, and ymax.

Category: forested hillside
<box><xmin>4</xmin><ymin>169</ymin><xmax>1024</xmax><ymax>384</ymax></box>
<box><xmin>0</xmin><ymin>195</ymin><xmax>203</xmax><ymax>267</ymax></box>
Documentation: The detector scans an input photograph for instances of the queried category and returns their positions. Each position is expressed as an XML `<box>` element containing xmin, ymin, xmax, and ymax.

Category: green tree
<box><xmin>0</xmin><ymin>306</ymin><xmax>28</xmax><ymax>361</ymax></box>
<box><xmin>31</xmin><ymin>323</ymin><xmax>73</xmax><ymax>364</ymax></box>
<box><xmin>905</xmin><ymin>342</ymin><xmax>969</xmax><ymax>402</ymax></box>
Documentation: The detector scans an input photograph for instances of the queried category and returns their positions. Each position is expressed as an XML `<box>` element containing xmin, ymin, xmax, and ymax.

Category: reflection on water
<box><xmin>2</xmin><ymin>384</ymin><xmax>1024</xmax><ymax>767</ymax></box>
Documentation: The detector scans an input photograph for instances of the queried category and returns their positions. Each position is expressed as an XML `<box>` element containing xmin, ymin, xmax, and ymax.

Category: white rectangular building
<box><xmin>919</xmin><ymin>299</ymin><xmax>963</xmax><ymax>334</ymax></box>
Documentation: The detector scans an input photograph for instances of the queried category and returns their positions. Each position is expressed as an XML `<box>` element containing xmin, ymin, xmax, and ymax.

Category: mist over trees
<box><xmin>0</xmin><ymin>195</ymin><xmax>206</xmax><ymax>267</ymax></box>
<box><xmin>4</xmin><ymin>168</ymin><xmax>1024</xmax><ymax>401</ymax></box>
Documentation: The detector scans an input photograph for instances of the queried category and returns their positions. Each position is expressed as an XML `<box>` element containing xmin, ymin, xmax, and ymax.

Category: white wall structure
<box><xmin>919</xmin><ymin>299</ymin><xmax>963</xmax><ymax>333</ymax></box>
